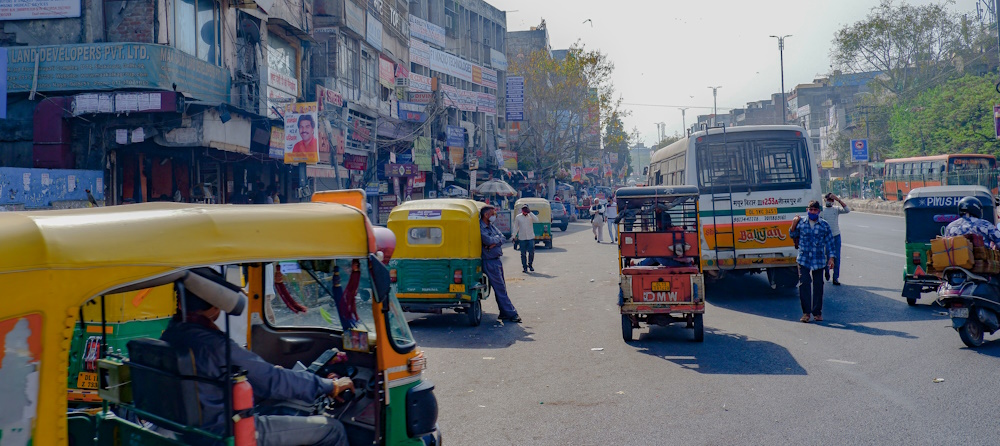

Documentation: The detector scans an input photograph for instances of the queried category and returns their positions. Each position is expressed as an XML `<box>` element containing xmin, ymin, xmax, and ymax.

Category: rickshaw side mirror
<box><xmin>369</xmin><ymin>254</ymin><xmax>391</xmax><ymax>303</ymax></box>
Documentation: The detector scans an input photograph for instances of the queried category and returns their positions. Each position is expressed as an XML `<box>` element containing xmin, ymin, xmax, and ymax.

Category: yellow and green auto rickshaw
<box><xmin>0</xmin><ymin>202</ymin><xmax>439</xmax><ymax>446</ymax></box>
<box><xmin>513</xmin><ymin>197</ymin><xmax>554</xmax><ymax>249</ymax></box>
<box><xmin>387</xmin><ymin>199</ymin><xmax>492</xmax><ymax>326</ymax></box>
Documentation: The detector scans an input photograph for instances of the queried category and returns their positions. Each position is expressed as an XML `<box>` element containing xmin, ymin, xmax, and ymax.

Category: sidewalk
<box><xmin>842</xmin><ymin>198</ymin><xmax>903</xmax><ymax>217</ymax></box>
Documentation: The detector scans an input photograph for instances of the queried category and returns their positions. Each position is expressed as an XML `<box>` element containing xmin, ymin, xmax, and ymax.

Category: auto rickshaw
<box><xmin>387</xmin><ymin>199</ymin><xmax>492</xmax><ymax>326</ymax></box>
<box><xmin>1</xmin><ymin>202</ymin><xmax>439</xmax><ymax>445</ymax></box>
<box><xmin>615</xmin><ymin>186</ymin><xmax>706</xmax><ymax>342</ymax></box>
<box><xmin>901</xmin><ymin>186</ymin><xmax>995</xmax><ymax>306</ymax></box>
<box><xmin>513</xmin><ymin>197</ymin><xmax>554</xmax><ymax>249</ymax></box>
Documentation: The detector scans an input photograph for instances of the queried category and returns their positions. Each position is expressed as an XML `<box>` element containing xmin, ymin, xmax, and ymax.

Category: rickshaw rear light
<box><xmin>390</xmin><ymin>269</ymin><xmax>397</xmax><ymax>283</ymax></box>
<box><xmin>454</xmin><ymin>269</ymin><xmax>462</xmax><ymax>284</ymax></box>
<box><xmin>912</xmin><ymin>252</ymin><xmax>921</xmax><ymax>265</ymax></box>
<box><xmin>408</xmin><ymin>351</ymin><xmax>427</xmax><ymax>372</ymax></box>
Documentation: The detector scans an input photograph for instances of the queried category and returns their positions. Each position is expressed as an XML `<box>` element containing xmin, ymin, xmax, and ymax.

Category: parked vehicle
<box><xmin>387</xmin><ymin>199</ymin><xmax>492</xmax><ymax>326</ymax></box>
<box><xmin>551</xmin><ymin>202</ymin><xmax>569</xmax><ymax>231</ymax></box>
<box><xmin>901</xmin><ymin>186</ymin><xmax>994</xmax><ymax>305</ymax></box>
<box><xmin>0</xmin><ymin>202</ymin><xmax>439</xmax><ymax>445</ymax></box>
<box><xmin>616</xmin><ymin>186</ymin><xmax>706</xmax><ymax>342</ymax></box>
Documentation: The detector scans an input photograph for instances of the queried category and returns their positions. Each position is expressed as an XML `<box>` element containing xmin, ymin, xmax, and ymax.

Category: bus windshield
<box><xmin>950</xmin><ymin>157</ymin><xmax>995</xmax><ymax>171</ymax></box>
<box><xmin>696</xmin><ymin>131</ymin><xmax>811</xmax><ymax>193</ymax></box>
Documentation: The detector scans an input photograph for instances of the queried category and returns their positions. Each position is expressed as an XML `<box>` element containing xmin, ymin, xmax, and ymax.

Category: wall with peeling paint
<box><xmin>0</xmin><ymin>167</ymin><xmax>104</xmax><ymax>209</ymax></box>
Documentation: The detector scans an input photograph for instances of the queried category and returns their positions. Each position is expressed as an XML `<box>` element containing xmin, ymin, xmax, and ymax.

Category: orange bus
<box><xmin>883</xmin><ymin>154</ymin><xmax>998</xmax><ymax>201</ymax></box>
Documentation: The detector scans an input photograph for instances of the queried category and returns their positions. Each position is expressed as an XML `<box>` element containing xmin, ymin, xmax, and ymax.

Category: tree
<box><xmin>888</xmin><ymin>74</ymin><xmax>1000</xmax><ymax>157</ymax></box>
<box><xmin>603</xmin><ymin>117</ymin><xmax>638</xmax><ymax>179</ymax></box>
<box><xmin>508</xmin><ymin>42</ymin><xmax>626</xmax><ymax>185</ymax></box>
<box><xmin>652</xmin><ymin>134</ymin><xmax>683</xmax><ymax>151</ymax></box>
<box><xmin>832</xmin><ymin>0</ymin><xmax>962</xmax><ymax>98</ymax></box>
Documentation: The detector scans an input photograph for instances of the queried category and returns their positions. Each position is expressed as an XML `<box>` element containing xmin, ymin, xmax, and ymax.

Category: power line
<box><xmin>621</xmin><ymin>102</ymin><xmax>737</xmax><ymax>111</ymax></box>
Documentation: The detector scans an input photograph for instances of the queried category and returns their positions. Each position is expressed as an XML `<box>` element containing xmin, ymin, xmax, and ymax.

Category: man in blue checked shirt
<box><xmin>789</xmin><ymin>200</ymin><xmax>836</xmax><ymax>323</ymax></box>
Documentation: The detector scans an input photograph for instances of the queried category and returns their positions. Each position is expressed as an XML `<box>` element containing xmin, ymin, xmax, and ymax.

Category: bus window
<box><xmin>696</xmin><ymin>134</ymin><xmax>809</xmax><ymax>192</ymax></box>
<box><xmin>950</xmin><ymin>157</ymin><xmax>993</xmax><ymax>171</ymax></box>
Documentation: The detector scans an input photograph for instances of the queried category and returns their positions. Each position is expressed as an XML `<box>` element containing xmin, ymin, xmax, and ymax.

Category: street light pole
<box><xmin>770</xmin><ymin>34</ymin><xmax>792</xmax><ymax>124</ymax></box>
<box><xmin>679</xmin><ymin>108</ymin><xmax>689</xmax><ymax>135</ymax></box>
<box><xmin>707</xmin><ymin>86</ymin><xmax>722</xmax><ymax>126</ymax></box>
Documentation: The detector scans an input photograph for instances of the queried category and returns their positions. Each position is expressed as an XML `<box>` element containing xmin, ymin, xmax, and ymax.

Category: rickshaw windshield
<box><xmin>265</xmin><ymin>257</ymin><xmax>416</xmax><ymax>350</ymax></box>
<box><xmin>905</xmin><ymin>208</ymin><xmax>960</xmax><ymax>242</ymax></box>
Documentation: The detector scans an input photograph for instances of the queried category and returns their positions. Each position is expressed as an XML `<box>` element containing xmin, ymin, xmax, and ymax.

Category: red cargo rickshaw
<box><xmin>615</xmin><ymin>186</ymin><xmax>706</xmax><ymax>342</ymax></box>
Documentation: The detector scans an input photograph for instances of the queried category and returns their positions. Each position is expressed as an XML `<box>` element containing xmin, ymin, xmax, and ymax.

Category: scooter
<box><xmin>936</xmin><ymin>267</ymin><xmax>1000</xmax><ymax>348</ymax></box>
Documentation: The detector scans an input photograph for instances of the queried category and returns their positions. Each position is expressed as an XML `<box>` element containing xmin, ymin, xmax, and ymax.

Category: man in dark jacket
<box><xmin>480</xmin><ymin>205</ymin><xmax>521</xmax><ymax>322</ymax></box>
<box><xmin>160</xmin><ymin>282</ymin><xmax>352</xmax><ymax>446</ymax></box>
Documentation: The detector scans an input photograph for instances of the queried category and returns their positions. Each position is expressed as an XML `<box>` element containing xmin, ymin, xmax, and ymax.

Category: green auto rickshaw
<box><xmin>901</xmin><ymin>186</ymin><xmax>995</xmax><ymax>305</ymax></box>
<box><xmin>514</xmin><ymin>197</ymin><xmax>554</xmax><ymax>249</ymax></box>
<box><xmin>387</xmin><ymin>199</ymin><xmax>492</xmax><ymax>326</ymax></box>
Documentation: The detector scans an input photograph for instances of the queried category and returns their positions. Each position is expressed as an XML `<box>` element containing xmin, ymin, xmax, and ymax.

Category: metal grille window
<box><xmin>697</xmin><ymin>136</ymin><xmax>810</xmax><ymax>192</ymax></box>
<box><xmin>407</xmin><ymin>227</ymin><xmax>443</xmax><ymax>245</ymax></box>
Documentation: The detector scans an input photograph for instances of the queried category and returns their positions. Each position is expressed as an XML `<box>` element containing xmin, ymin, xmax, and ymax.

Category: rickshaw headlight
<box><xmin>390</xmin><ymin>269</ymin><xmax>397</xmax><ymax>283</ymax></box>
<box><xmin>453</xmin><ymin>269</ymin><xmax>463</xmax><ymax>284</ymax></box>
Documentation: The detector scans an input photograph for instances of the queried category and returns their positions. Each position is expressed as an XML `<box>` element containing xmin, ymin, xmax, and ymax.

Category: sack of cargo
<box><xmin>973</xmin><ymin>259</ymin><xmax>1000</xmax><ymax>275</ymax></box>
<box><xmin>931</xmin><ymin>236</ymin><xmax>975</xmax><ymax>269</ymax></box>
<box><xmin>975</xmin><ymin>247</ymin><xmax>991</xmax><ymax>261</ymax></box>
<box><xmin>966</xmin><ymin>233</ymin><xmax>985</xmax><ymax>248</ymax></box>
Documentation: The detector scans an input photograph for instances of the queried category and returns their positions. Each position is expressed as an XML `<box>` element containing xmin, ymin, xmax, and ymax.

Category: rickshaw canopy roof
<box><xmin>614</xmin><ymin>185</ymin><xmax>700</xmax><ymax>199</ymax></box>
<box><xmin>0</xmin><ymin>202</ymin><xmax>376</xmax><ymax>301</ymax></box>
<box><xmin>904</xmin><ymin>185</ymin><xmax>992</xmax><ymax>201</ymax></box>
<box><xmin>387</xmin><ymin>199</ymin><xmax>488</xmax><ymax>258</ymax></box>
<box><xmin>514</xmin><ymin>198</ymin><xmax>552</xmax><ymax>221</ymax></box>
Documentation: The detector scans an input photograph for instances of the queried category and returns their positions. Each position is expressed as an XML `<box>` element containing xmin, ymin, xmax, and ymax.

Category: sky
<box><xmin>488</xmin><ymin>0</ymin><xmax>985</xmax><ymax>146</ymax></box>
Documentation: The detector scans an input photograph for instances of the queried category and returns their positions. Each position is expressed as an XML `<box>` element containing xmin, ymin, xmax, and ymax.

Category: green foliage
<box><xmin>652</xmin><ymin>134</ymin><xmax>683</xmax><ymax>151</ymax></box>
<box><xmin>888</xmin><ymin>74</ymin><xmax>1000</xmax><ymax>157</ymax></box>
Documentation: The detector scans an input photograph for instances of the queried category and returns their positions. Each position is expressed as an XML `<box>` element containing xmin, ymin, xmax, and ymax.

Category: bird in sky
<box><xmin>582</xmin><ymin>19</ymin><xmax>592</xmax><ymax>27</ymax></box>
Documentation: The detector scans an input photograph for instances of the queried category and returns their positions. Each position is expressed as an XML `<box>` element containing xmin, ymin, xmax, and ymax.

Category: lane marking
<box><xmin>857</xmin><ymin>225</ymin><xmax>870</xmax><ymax>228</ymax></box>
<box><xmin>851</xmin><ymin>211</ymin><xmax>904</xmax><ymax>218</ymax></box>
<box><xmin>842</xmin><ymin>243</ymin><xmax>905</xmax><ymax>259</ymax></box>
<box><xmin>827</xmin><ymin>359</ymin><xmax>857</xmax><ymax>365</ymax></box>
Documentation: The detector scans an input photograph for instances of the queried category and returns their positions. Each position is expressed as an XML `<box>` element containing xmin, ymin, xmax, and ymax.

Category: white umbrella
<box><xmin>476</xmin><ymin>179</ymin><xmax>518</xmax><ymax>196</ymax></box>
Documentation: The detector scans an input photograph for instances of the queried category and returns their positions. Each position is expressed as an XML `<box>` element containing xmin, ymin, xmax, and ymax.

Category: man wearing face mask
<box><xmin>480</xmin><ymin>205</ymin><xmax>521</xmax><ymax>323</ymax></box>
<box><xmin>820</xmin><ymin>193</ymin><xmax>850</xmax><ymax>285</ymax></box>
<box><xmin>512</xmin><ymin>204</ymin><xmax>539</xmax><ymax>273</ymax></box>
<box><xmin>789</xmin><ymin>201</ymin><xmax>836</xmax><ymax>323</ymax></box>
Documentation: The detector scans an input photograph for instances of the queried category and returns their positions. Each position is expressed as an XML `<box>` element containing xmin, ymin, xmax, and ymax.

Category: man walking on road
<box><xmin>590</xmin><ymin>199</ymin><xmax>607</xmax><ymax>243</ymax></box>
<box><xmin>821</xmin><ymin>193</ymin><xmax>850</xmax><ymax>285</ymax></box>
<box><xmin>513</xmin><ymin>204</ymin><xmax>539</xmax><ymax>273</ymax></box>
<box><xmin>480</xmin><ymin>205</ymin><xmax>521</xmax><ymax>323</ymax></box>
<box><xmin>790</xmin><ymin>201</ymin><xmax>836</xmax><ymax>323</ymax></box>
<box><xmin>606</xmin><ymin>197</ymin><xmax>618</xmax><ymax>243</ymax></box>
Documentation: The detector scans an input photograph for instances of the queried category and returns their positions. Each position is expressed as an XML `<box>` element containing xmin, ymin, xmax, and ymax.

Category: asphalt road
<box><xmin>409</xmin><ymin>213</ymin><xmax>1000</xmax><ymax>445</ymax></box>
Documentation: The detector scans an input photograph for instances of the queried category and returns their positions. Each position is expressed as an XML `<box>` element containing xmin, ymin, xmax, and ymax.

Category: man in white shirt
<box><xmin>605</xmin><ymin>197</ymin><xmax>618</xmax><ymax>243</ymax></box>
<box><xmin>820</xmin><ymin>193</ymin><xmax>850</xmax><ymax>285</ymax></box>
<box><xmin>512</xmin><ymin>204</ymin><xmax>539</xmax><ymax>272</ymax></box>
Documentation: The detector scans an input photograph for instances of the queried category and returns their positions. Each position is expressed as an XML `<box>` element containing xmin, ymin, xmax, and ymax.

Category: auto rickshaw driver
<box><xmin>160</xmin><ymin>268</ymin><xmax>355</xmax><ymax>446</ymax></box>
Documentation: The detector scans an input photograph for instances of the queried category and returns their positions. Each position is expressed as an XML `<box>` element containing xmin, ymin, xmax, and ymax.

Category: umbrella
<box><xmin>476</xmin><ymin>179</ymin><xmax>518</xmax><ymax>196</ymax></box>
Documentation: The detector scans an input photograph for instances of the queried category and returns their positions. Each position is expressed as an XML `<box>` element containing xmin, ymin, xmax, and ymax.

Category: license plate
<box><xmin>950</xmin><ymin>307</ymin><xmax>969</xmax><ymax>318</ymax></box>
<box><xmin>449</xmin><ymin>284</ymin><xmax>466</xmax><ymax>293</ymax></box>
<box><xmin>651</xmin><ymin>281</ymin><xmax>671</xmax><ymax>292</ymax></box>
<box><xmin>746</xmin><ymin>207</ymin><xmax>778</xmax><ymax>216</ymax></box>
<box><xmin>77</xmin><ymin>372</ymin><xmax>99</xmax><ymax>390</ymax></box>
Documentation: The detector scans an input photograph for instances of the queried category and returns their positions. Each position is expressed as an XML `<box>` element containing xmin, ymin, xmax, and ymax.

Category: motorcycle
<box><xmin>936</xmin><ymin>267</ymin><xmax>1000</xmax><ymax>348</ymax></box>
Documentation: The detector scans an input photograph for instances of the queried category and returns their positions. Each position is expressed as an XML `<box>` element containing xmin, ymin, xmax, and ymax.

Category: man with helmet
<box><xmin>945</xmin><ymin>196</ymin><xmax>1000</xmax><ymax>247</ymax></box>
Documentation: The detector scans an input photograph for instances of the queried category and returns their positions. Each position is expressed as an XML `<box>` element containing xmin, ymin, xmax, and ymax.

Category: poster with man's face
<box><xmin>284</xmin><ymin>102</ymin><xmax>319</xmax><ymax>164</ymax></box>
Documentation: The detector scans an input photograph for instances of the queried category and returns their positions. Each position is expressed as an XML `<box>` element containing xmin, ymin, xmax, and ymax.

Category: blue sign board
<box><xmin>398</xmin><ymin>102</ymin><xmax>426</xmax><ymax>123</ymax></box>
<box><xmin>446</xmin><ymin>125</ymin><xmax>465</xmax><ymax>147</ymax></box>
<box><xmin>850</xmin><ymin>139</ymin><xmax>868</xmax><ymax>163</ymax></box>
<box><xmin>5</xmin><ymin>44</ymin><xmax>231</xmax><ymax>102</ymax></box>
<box><xmin>505</xmin><ymin>76</ymin><xmax>524</xmax><ymax>121</ymax></box>
<box><xmin>0</xmin><ymin>48</ymin><xmax>6</xmax><ymax>119</ymax></box>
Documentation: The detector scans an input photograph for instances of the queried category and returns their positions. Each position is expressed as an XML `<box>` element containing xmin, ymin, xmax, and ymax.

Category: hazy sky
<box><xmin>489</xmin><ymin>0</ymin><xmax>984</xmax><ymax>146</ymax></box>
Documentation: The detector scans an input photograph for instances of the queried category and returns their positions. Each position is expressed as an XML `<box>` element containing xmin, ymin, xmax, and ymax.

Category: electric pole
<box><xmin>679</xmin><ymin>108</ymin><xmax>689</xmax><ymax>135</ymax></box>
<box><xmin>708</xmin><ymin>86</ymin><xmax>722</xmax><ymax>126</ymax></box>
<box><xmin>770</xmin><ymin>34</ymin><xmax>792</xmax><ymax>124</ymax></box>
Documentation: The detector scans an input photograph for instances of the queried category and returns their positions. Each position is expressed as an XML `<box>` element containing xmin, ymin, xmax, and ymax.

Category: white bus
<box><xmin>646</xmin><ymin>125</ymin><xmax>822</xmax><ymax>289</ymax></box>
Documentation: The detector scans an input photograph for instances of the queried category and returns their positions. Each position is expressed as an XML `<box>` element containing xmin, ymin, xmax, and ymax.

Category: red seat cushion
<box><xmin>622</xmin><ymin>266</ymin><xmax>700</xmax><ymax>275</ymax></box>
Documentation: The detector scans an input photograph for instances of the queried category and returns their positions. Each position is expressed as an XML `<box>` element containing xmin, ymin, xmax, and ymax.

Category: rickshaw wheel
<box><xmin>906</xmin><ymin>297</ymin><xmax>917</xmax><ymax>306</ymax></box>
<box><xmin>959</xmin><ymin>317</ymin><xmax>984</xmax><ymax>348</ymax></box>
<box><xmin>468</xmin><ymin>299</ymin><xmax>482</xmax><ymax>327</ymax></box>
<box><xmin>544</xmin><ymin>240</ymin><xmax>553</xmax><ymax>249</ymax></box>
<box><xmin>621</xmin><ymin>315</ymin><xmax>633</xmax><ymax>342</ymax></box>
<box><xmin>693</xmin><ymin>314</ymin><xmax>704</xmax><ymax>342</ymax></box>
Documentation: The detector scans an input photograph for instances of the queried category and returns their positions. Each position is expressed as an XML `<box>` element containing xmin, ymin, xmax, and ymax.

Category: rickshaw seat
<box><xmin>127</xmin><ymin>338</ymin><xmax>204</xmax><ymax>426</ymax></box>
<box><xmin>622</xmin><ymin>266</ymin><xmax>700</xmax><ymax>275</ymax></box>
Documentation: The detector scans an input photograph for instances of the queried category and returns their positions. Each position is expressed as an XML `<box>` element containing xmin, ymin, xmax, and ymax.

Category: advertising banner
<box><xmin>571</xmin><ymin>163</ymin><xmax>583</xmax><ymax>182</ymax></box>
<box><xmin>283</xmin><ymin>102</ymin><xmax>319</xmax><ymax>164</ymax></box>
<box><xmin>385</xmin><ymin>163</ymin><xmax>419</xmax><ymax>177</ymax></box>
<box><xmin>366</xmin><ymin>12</ymin><xmax>383</xmax><ymax>51</ymax></box>
<box><xmin>316</xmin><ymin>85</ymin><xmax>343</xmax><ymax>110</ymax></box>
<box><xmin>398</xmin><ymin>102</ymin><xmax>427</xmax><ymax>122</ymax></box>
<box><xmin>506</xmin><ymin>76</ymin><xmax>524</xmax><ymax>121</ymax></box>
<box><xmin>344</xmin><ymin>1</ymin><xmax>366</xmax><ymax>35</ymax></box>
<box><xmin>414</xmin><ymin>137</ymin><xmax>433</xmax><ymax>171</ymax></box>
<box><xmin>480</xmin><ymin>67</ymin><xmax>498</xmax><ymax>89</ymax></box>
<box><xmin>449</xmin><ymin>147</ymin><xmax>464</xmax><ymax>166</ymax></box>
<box><xmin>430</xmin><ymin>48</ymin><xmax>473</xmax><ymax>82</ymax></box>
<box><xmin>408</xmin><ymin>14</ymin><xmax>446</xmax><ymax>47</ymax></box>
<box><xmin>446</xmin><ymin>126</ymin><xmax>465</xmax><ymax>147</ymax></box>
<box><xmin>268</xmin><ymin>126</ymin><xmax>284</xmax><ymax>159</ymax></box>
<box><xmin>703</xmin><ymin>222</ymin><xmax>794</xmax><ymax>250</ymax></box>
<box><xmin>408</xmin><ymin>72</ymin><xmax>432</xmax><ymax>92</ymax></box>
<box><xmin>476</xmin><ymin>92</ymin><xmax>496</xmax><ymax>115</ymax></box>
<box><xmin>408</xmin><ymin>92</ymin><xmax>433</xmax><ymax>103</ymax></box>
<box><xmin>490</xmin><ymin>48</ymin><xmax>508</xmax><ymax>71</ymax></box>
<box><xmin>502</xmin><ymin>150</ymin><xmax>518</xmax><ymax>169</ymax></box>
<box><xmin>0</xmin><ymin>0</ymin><xmax>80</xmax><ymax>19</ymax></box>
<box><xmin>343</xmin><ymin>153</ymin><xmax>368</xmax><ymax>170</ymax></box>
<box><xmin>409</xmin><ymin>38</ymin><xmax>431</xmax><ymax>67</ymax></box>
<box><xmin>378</xmin><ymin>55</ymin><xmax>394</xmax><ymax>88</ymax></box>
